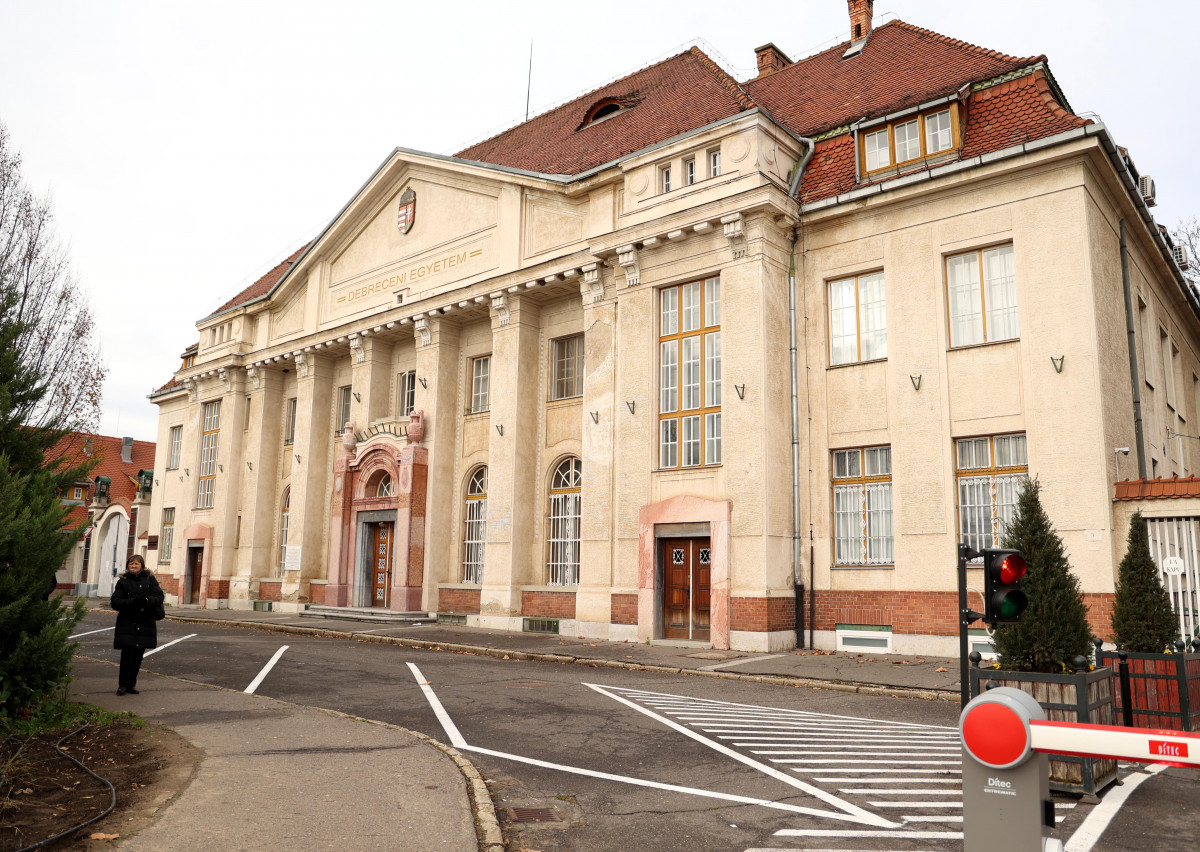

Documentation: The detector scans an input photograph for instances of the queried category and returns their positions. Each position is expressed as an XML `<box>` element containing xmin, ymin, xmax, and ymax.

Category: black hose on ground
<box><xmin>15</xmin><ymin>724</ymin><xmax>117</xmax><ymax>852</ymax></box>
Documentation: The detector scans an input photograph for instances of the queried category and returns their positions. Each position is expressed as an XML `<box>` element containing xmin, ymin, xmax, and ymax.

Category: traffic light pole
<box><xmin>957</xmin><ymin>543</ymin><xmax>985</xmax><ymax>709</ymax></box>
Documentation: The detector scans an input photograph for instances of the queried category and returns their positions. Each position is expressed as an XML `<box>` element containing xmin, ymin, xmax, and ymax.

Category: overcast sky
<box><xmin>2</xmin><ymin>0</ymin><xmax>1196</xmax><ymax>443</ymax></box>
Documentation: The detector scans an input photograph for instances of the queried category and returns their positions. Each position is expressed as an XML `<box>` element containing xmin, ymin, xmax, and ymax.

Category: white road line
<box><xmin>820</xmin><ymin>778</ymin><xmax>961</xmax><ymax>784</ymax></box>
<box><xmin>841</xmin><ymin>789</ymin><xmax>961</xmax><ymax>795</ymax></box>
<box><xmin>620</xmin><ymin>696</ymin><xmax>953</xmax><ymax>730</ymax></box>
<box><xmin>776</xmin><ymin>759</ymin><xmax>959</xmax><ymax>765</ymax></box>
<box><xmin>797</xmin><ymin>768</ymin><xmax>960</xmax><ymax>774</ymax></box>
<box><xmin>870</xmin><ymin>802</ymin><xmax>962</xmax><ymax>808</ymax></box>
<box><xmin>903</xmin><ymin>816</ymin><xmax>964</xmax><ymax>823</ymax></box>
<box><xmin>719</xmin><ymin>734</ymin><xmax>955</xmax><ymax>742</ymax></box>
<box><xmin>696</xmin><ymin>653</ymin><xmax>793</xmax><ymax>671</ymax></box>
<box><xmin>774</xmin><ymin>829</ymin><xmax>964</xmax><ymax>839</ymax></box>
<box><xmin>1056</xmin><ymin>802</ymin><xmax>1077</xmax><ymax>809</ymax></box>
<box><xmin>143</xmin><ymin>633</ymin><xmax>196</xmax><ymax>656</ymax></box>
<box><xmin>243</xmin><ymin>645</ymin><xmax>289</xmax><ymax>694</ymax></box>
<box><xmin>406</xmin><ymin>662</ymin><xmax>467</xmax><ymax>748</ymax></box>
<box><xmin>1063</xmin><ymin>764</ymin><xmax>1167</xmax><ymax>852</ymax></box>
<box><xmin>586</xmin><ymin>684</ymin><xmax>898</xmax><ymax>828</ymax></box>
<box><xmin>752</xmin><ymin>748</ymin><xmax>961</xmax><ymax>754</ymax></box>
<box><xmin>69</xmin><ymin>626</ymin><xmax>114</xmax><ymax>639</ymax></box>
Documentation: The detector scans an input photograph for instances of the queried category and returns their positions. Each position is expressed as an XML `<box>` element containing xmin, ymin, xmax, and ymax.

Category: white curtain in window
<box><xmin>948</xmin><ymin>253</ymin><xmax>983</xmax><ymax>346</ymax></box>
<box><xmin>547</xmin><ymin>492</ymin><xmax>581</xmax><ymax>586</ymax></box>
<box><xmin>865</xmin><ymin>482</ymin><xmax>894</xmax><ymax>564</ymax></box>
<box><xmin>833</xmin><ymin>485</ymin><xmax>862</xmax><ymax>564</ymax></box>
<box><xmin>984</xmin><ymin>245</ymin><xmax>1018</xmax><ymax>341</ymax></box>
<box><xmin>858</xmin><ymin>272</ymin><xmax>887</xmax><ymax>360</ymax></box>
<box><xmin>829</xmin><ymin>277</ymin><xmax>859</xmax><ymax>365</ymax></box>
<box><xmin>993</xmin><ymin>474</ymin><xmax>1026</xmax><ymax>540</ymax></box>
<box><xmin>958</xmin><ymin>475</ymin><xmax>993</xmax><ymax>552</ymax></box>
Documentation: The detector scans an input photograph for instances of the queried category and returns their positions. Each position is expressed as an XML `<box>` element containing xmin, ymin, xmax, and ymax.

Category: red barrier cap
<box><xmin>959</xmin><ymin>687</ymin><xmax>1043</xmax><ymax>769</ymax></box>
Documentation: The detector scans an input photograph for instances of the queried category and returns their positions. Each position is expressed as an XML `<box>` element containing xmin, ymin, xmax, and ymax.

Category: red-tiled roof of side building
<box><xmin>51</xmin><ymin>433</ymin><xmax>157</xmax><ymax>526</ymax></box>
<box><xmin>211</xmin><ymin>244</ymin><xmax>309</xmax><ymax>316</ymax></box>
<box><xmin>746</xmin><ymin>20</ymin><xmax>1041</xmax><ymax>139</ymax></box>
<box><xmin>1114</xmin><ymin>476</ymin><xmax>1200</xmax><ymax>501</ymax></box>
<box><xmin>455</xmin><ymin>47</ymin><xmax>753</xmax><ymax>176</ymax></box>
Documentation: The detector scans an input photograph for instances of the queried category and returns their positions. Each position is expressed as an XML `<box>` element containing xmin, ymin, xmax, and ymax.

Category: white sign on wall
<box><xmin>284</xmin><ymin>545</ymin><xmax>302</xmax><ymax>573</ymax></box>
<box><xmin>1162</xmin><ymin>556</ymin><xmax>1185</xmax><ymax>576</ymax></box>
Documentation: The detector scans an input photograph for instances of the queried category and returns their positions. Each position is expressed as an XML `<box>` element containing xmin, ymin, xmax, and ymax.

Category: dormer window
<box><xmin>860</xmin><ymin>106</ymin><xmax>959</xmax><ymax>177</ymax></box>
<box><xmin>580</xmin><ymin>97</ymin><xmax>627</xmax><ymax>128</ymax></box>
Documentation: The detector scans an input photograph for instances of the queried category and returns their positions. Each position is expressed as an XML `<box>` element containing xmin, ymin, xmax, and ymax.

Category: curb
<box><xmin>79</xmin><ymin>654</ymin><xmax>504</xmax><ymax>852</ymax></box>
<box><xmin>145</xmin><ymin>610</ymin><xmax>958</xmax><ymax>703</ymax></box>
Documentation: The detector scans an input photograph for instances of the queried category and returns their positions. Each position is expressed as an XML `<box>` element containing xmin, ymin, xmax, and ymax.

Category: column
<box><xmin>480</xmin><ymin>292</ymin><xmax>540</xmax><ymax>626</ymax></box>
<box><xmin>577</xmin><ymin>266</ymin><xmax>618</xmax><ymax>633</ymax></box>
<box><xmin>282</xmin><ymin>351</ymin><xmax>333</xmax><ymax>602</ymax></box>
<box><xmin>211</xmin><ymin>368</ymin><xmax>249</xmax><ymax>606</ymax></box>
<box><xmin>415</xmin><ymin>316</ymin><xmax>460</xmax><ymax>610</ymax></box>
<box><xmin>349</xmin><ymin>333</ymin><xmax>393</xmax><ymax>428</ymax></box>
<box><xmin>236</xmin><ymin>364</ymin><xmax>284</xmax><ymax>605</ymax></box>
<box><xmin>389</xmin><ymin>443</ymin><xmax>429</xmax><ymax>610</ymax></box>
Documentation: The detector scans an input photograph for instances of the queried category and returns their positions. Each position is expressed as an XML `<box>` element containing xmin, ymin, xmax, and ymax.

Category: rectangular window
<box><xmin>684</xmin><ymin>157</ymin><xmax>696</xmax><ymax>186</ymax></box>
<box><xmin>471</xmin><ymin>356</ymin><xmax>490</xmax><ymax>413</ymax></box>
<box><xmin>244</xmin><ymin>397</ymin><xmax>251</xmax><ymax>430</ymax></box>
<box><xmin>894</xmin><ymin>118</ymin><xmax>920</xmax><ymax>163</ymax></box>
<box><xmin>551</xmin><ymin>335</ymin><xmax>584</xmax><ymax>400</ymax></box>
<box><xmin>864</xmin><ymin>128</ymin><xmax>890</xmax><ymax>171</ymax></box>
<box><xmin>159</xmin><ymin>508</ymin><xmax>175</xmax><ymax>563</ymax></box>
<box><xmin>338</xmin><ymin>386</ymin><xmax>352</xmax><ymax>434</ymax></box>
<box><xmin>167</xmin><ymin>425</ymin><xmax>182</xmax><ymax>470</ymax></box>
<box><xmin>1161</xmin><ymin>331</ymin><xmax>1177</xmax><ymax>410</ymax></box>
<box><xmin>828</xmin><ymin>270</ymin><xmax>886</xmax><ymax>365</ymax></box>
<box><xmin>956</xmin><ymin>433</ymin><xmax>1028</xmax><ymax>554</ymax></box>
<box><xmin>197</xmin><ymin>400</ymin><xmax>221</xmax><ymax>509</ymax></box>
<box><xmin>397</xmin><ymin>371</ymin><xmax>416</xmax><ymax>417</ymax></box>
<box><xmin>284</xmin><ymin>397</ymin><xmax>297</xmax><ymax>444</ymax></box>
<box><xmin>709</xmin><ymin>149</ymin><xmax>721</xmax><ymax>178</ymax></box>
<box><xmin>1139</xmin><ymin>297</ymin><xmax>1155</xmax><ymax>388</ymax></box>
<box><xmin>947</xmin><ymin>244</ymin><xmax>1017</xmax><ymax>347</ymax></box>
<box><xmin>925</xmin><ymin>109</ymin><xmax>952</xmax><ymax>154</ymax></box>
<box><xmin>659</xmin><ymin>277</ymin><xmax>721</xmax><ymax>468</ymax></box>
<box><xmin>832</xmin><ymin>446</ymin><xmax>893</xmax><ymax>566</ymax></box>
<box><xmin>660</xmin><ymin>165</ymin><xmax>672</xmax><ymax>194</ymax></box>
<box><xmin>72</xmin><ymin>486</ymin><xmax>84</xmax><ymax>500</ymax></box>
<box><xmin>463</xmin><ymin>498</ymin><xmax>486</xmax><ymax>584</ymax></box>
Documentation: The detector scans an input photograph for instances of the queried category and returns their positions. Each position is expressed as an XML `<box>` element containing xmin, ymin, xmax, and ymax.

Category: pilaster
<box><xmin>350</xmin><ymin>334</ymin><xmax>393</xmax><ymax>427</ymax></box>
<box><xmin>415</xmin><ymin>316</ymin><xmax>460</xmax><ymax>610</ymax></box>
<box><xmin>284</xmin><ymin>352</ymin><xmax>334</xmax><ymax>600</ymax></box>
<box><xmin>238</xmin><ymin>366</ymin><xmax>284</xmax><ymax>596</ymax></box>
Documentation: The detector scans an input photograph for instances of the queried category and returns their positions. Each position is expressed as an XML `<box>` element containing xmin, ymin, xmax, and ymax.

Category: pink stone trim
<box><xmin>181</xmin><ymin>522</ymin><xmax>214</xmax><ymax>607</ymax></box>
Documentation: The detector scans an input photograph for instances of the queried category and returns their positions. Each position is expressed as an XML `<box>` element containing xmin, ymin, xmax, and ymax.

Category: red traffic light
<box><xmin>997</xmin><ymin>553</ymin><xmax>1027</xmax><ymax>584</ymax></box>
<box><xmin>983</xmin><ymin>548</ymin><xmax>1029</xmax><ymax>624</ymax></box>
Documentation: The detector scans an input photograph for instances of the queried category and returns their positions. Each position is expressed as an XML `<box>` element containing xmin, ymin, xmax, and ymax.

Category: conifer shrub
<box><xmin>1111</xmin><ymin>511</ymin><xmax>1179</xmax><ymax>652</ymax></box>
<box><xmin>991</xmin><ymin>479</ymin><xmax>1095</xmax><ymax>673</ymax></box>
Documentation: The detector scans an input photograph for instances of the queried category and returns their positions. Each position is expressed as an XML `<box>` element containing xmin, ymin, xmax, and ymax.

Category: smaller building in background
<box><xmin>55</xmin><ymin>433</ymin><xmax>156</xmax><ymax>597</ymax></box>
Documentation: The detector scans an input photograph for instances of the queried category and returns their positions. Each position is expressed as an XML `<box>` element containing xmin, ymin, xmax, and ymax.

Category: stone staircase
<box><xmin>299</xmin><ymin>605</ymin><xmax>437</xmax><ymax>625</ymax></box>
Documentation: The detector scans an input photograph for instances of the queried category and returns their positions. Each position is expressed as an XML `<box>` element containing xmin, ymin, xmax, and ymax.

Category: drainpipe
<box><xmin>788</xmin><ymin>138</ymin><xmax>815</xmax><ymax>647</ymax></box>
<box><xmin>1120</xmin><ymin>219</ymin><xmax>1148</xmax><ymax>479</ymax></box>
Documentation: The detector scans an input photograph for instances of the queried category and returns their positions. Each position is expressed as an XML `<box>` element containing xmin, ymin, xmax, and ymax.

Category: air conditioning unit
<box><xmin>1138</xmin><ymin>174</ymin><xmax>1157</xmax><ymax>207</ymax></box>
<box><xmin>1173</xmin><ymin>244</ymin><xmax>1190</xmax><ymax>271</ymax></box>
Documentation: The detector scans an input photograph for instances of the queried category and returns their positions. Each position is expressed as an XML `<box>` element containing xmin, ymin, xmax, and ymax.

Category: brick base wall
<box><xmin>439</xmin><ymin>587</ymin><xmax>481</xmax><ymax>614</ymax></box>
<box><xmin>308</xmin><ymin>583</ymin><xmax>326</xmax><ymax>606</ymax></box>
<box><xmin>610</xmin><ymin>593</ymin><xmax>638</xmax><ymax>625</ymax></box>
<box><xmin>156</xmin><ymin>574</ymin><xmax>179</xmax><ymax>596</ymax></box>
<box><xmin>730</xmin><ymin>596</ymin><xmax>796</xmax><ymax>632</ymax></box>
<box><xmin>258</xmin><ymin>581</ymin><xmax>282</xmax><ymax>602</ymax></box>
<box><xmin>811</xmin><ymin>590</ymin><xmax>1118</xmax><ymax>638</ymax></box>
<box><xmin>522</xmin><ymin>590</ymin><xmax>577</xmax><ymax>619</ymax></box>
<box><xmin>207</xmin><ymin>580</ymin><xmax>230</xmax><ymax>600</ymax></box>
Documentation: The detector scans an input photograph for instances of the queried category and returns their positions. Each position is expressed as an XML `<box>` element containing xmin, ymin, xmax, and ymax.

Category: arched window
<box><xmin>376</xmin><ymin>474</ymin><xmax>393</xmax><ymax>497</ymax></box>
<box><xmin>462</xmin><ymin>466</ymin><xmax>487</xmax><ymax>584</ymax></box>
<box><xmin>278</xmin><ymin>489</ymin><xmax>290</xmax><ymax>577</ymax></box>
<box><xmin>547</xmin><ymin>457</ymin><xmax>582</xmax><ymax>586</ymax></box>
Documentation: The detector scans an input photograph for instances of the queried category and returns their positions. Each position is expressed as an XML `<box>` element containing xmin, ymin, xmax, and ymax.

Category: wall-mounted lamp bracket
<box><xmin>910</xmin><ymin>374</ymin><xmax>922</xmax><ymax>391</ymax></box>
<box><xmin>626</xmin><ymin>400</ymin><xmax>636</xmax><ymax>414</ymax></box>
<box><xmin>419</xmin><ymin>377</ymin><xmax>428</xmax><ymax>389</ymax></box>
<box><xmin>734</xmin><ymin>384</ymin><xmax>746</xmax><ymax>400</ymax></box>
<box><xmin>495</xmin><ymin>424</ymin><xmax>504</xmax><ymax>436</ymax></box>
<box><xmin>590</xmin><ymin>411</ymin><xmax>600</xmax><ymax>423</ymax></box>
<box><xmin>353</xmin><ymin>391</ymin><xmax>361</xmax><ymax>402</ymax></box>
<box><xmin>247</xmin><ymin>462</ymin><xmax>253</xmax><ymax>471</ymax></box>
<box><xmin>1051</xmin><ymin>356</ymin><xmax>1065</xmax><ymax>373</ymax></box>
<box><xmin>295</xmin><ymin>454</ymin><xmax>302</xmax><ymax>464</ymax></box>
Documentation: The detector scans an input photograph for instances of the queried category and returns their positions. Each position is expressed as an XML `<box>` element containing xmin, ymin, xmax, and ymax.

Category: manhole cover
<box><xmin>509</xmin><ymin>807</ymin><xmax>561</xmax><ymax>823</ymax></box>
<box><xmin>685</xmin><ymin>651</ymin><xmax>741</xmax><ymax>660</ymax></box>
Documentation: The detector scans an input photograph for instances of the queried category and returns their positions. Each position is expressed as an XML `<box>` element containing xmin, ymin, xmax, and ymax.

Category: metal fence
<box><xmin>1145</xmin><ymin>516</ymin><xmax>1200</xmax><ymax>641</ymax></box>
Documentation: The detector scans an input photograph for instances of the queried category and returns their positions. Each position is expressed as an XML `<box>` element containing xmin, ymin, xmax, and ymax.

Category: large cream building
<box><xmin>148</xmin><ymin>2</ymin><xmax>1199</xmax><ymax>654</ymax></box>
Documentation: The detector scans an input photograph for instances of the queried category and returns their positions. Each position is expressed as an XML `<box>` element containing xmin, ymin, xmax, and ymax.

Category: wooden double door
<box><xmin>371</xmin><ymin>522</ymin><xmax>394</xmax><ymax>608</ymax></box>
<box><xmin>662</xmin><ymin>537</ymin><xmax>711</xmax><ymax>641</ymax></box>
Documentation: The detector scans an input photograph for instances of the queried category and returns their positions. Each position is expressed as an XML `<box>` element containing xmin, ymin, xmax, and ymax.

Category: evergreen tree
<box><xmin>1111</xmin><ymin>511</ymin><xmax>1179</xmax><ymax>652</ymax></box>
<box><xmin>992</xmin><ymin>479</ymin><xmax>1095</xmax><ymax>673</ymax></box>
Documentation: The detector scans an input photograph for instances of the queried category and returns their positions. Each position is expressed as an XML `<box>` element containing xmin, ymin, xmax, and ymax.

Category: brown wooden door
<box><xmin>372</xmin><ymin>523</ymin><xmax>393</xmax><ymax>608</ymax></box>
<box><xmin>188</xmin><ymin>548</ymin><xmax>203</xmax><ymax>604</ymax></box>
<box><xmin>662</xmin><ymin>538</ymin><xmax>711</xmax><ymax>641</ymax></box>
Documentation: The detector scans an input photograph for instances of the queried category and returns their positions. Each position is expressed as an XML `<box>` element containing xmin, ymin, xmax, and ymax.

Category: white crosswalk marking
<box><xmin>592</xmin><ymin>685</ymin><xmax>970</xmax><ymax>850</ymax></box>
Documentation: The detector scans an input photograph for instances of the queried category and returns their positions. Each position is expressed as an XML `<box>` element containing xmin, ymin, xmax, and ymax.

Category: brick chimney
<box><xmin>848</xmin><ymin>0</ymin><xmax>874</xmax><ymax>40</ymax></box>
<box><xmin>754</xmin><ymin>43</ymin><xmax>793</xmax><ymax>78</ymax></box>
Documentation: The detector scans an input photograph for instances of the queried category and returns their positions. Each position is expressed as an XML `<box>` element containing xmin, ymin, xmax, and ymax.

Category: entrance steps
<box><xmin>299</xmin><ymin>605</ymin><xmax>436</xmax><ymax>625</ymax></box>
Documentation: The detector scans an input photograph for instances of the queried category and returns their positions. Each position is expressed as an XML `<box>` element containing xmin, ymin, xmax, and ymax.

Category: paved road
<box><xmin>70</xmin><ymin>613</ymin><xmax>1186</xmax><ymax>851</ymax></box>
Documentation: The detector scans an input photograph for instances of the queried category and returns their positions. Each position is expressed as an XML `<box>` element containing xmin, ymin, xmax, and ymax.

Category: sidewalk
<box><xmin>72</xmin><ymin>659</ymin><xmax>494</xmax><ymax>852</ymax></box>
<box><xmin>79</xmin><ymin>598</ymin><xmax>963</xmax><ymax>701</ymax></box>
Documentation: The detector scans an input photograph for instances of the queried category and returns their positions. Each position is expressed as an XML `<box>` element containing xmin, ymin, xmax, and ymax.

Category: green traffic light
<box><xmin>997</xmin><ymin>590</ymin><xmax>1028</xmax><ymax>619</ymax></box>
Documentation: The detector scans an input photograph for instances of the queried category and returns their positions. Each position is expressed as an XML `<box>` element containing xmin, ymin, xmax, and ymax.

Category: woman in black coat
<box><xmin>110</xmin><ymin>554</ymin><xmax>164</xmax><ymax>695</ymax></box>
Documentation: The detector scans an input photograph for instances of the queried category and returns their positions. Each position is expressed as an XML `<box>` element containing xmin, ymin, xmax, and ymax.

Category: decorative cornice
<box><xmin>183</xmin><ymin>378</ymin><xmax>198</xmax><ymax>403</ymax></box>
<box><xmin>293</xmin><ymin>351</ymin><xmax>310</xmax><ymax>378</ymax></box>
<box><xmin>246</xmin><ymin>364</ymin><xmax>262</xmax><ymax>390</ymax></box>
<box><xmin>616</xmin><ymin>245</ymin><xmax>640</xmax><ymax>287</ymax></box>
<box><xmin>349</xmin><ymin>333</ymin><xmax>365</xmax><ymax>363</ymax></box>
<box><xmin>490</xmin><ymin>292</ymin><xmax>510</xmax><ymax>326</ymax></box>
<box><xmin>580</xmin><ymin>263</ymin><xmax>603</xmax><ymax>304</ymax></box>
<box><xmin>414</xmin><ymin>315</ymin><xmax>431</xmax><ymax>346</ymax></box>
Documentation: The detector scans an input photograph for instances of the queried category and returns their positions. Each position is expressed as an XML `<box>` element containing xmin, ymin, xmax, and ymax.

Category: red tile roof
<box><xmin>153</xmin><ymin>376</ymin><xmax>182</xmax><ymax>395</ymax></box>
<box><xmin>1114</xmin><ymin>476</ymin><xmax>1200</xmax><ymax>501</ymax></box>
<box><xmin>50</xmin><ymin>433</ymin><xmax>157</xmax><ymax>526</ymax></box>
<box><xmin>212</xmin><ymin>244</ymin><xmax>309</xmax><ymax>316</ymax></box>
<box><xmin>455</xmin><ymin>47</ymin><xmax>753</xmax><ymax>176</ymax></box>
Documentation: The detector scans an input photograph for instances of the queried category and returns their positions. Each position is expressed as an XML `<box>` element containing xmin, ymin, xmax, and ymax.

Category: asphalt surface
<box><xmin>68</xmin><ymin>608</ymin><xmax>1198</xmax><ymax>852</ymax></box>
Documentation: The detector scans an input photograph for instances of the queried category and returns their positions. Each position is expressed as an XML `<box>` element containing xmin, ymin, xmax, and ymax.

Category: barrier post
<box><xmin>960</xmin><ymin>687</ymin><xmax>1062</xmax><ymax>851</ymax></box>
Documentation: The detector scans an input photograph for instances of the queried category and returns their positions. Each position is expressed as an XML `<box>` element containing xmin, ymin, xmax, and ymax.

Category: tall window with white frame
<box><xmin>159</xmin><ymin>508</ymin><xmax>175</xmax><ymax>564</ymax></box>
<box><xmin>659</xmin><ymin>277</ymin><xmax>721</xmax><ymax>468</ymax></box>
<box><xmin>470</xmin><ymin>356</ymin><xmax>490</xmax><ymax>413</ymax></box>
<box><xmin>278</xmin><ymin>489</ymin><xmax>290</xmax><ymax>576</ymax></box>
<box><xmin>167</xmin><ymin>425</ymin><xmax>182</xmax><ymax>470</ymax></box>
<box><xmin>462</xmin><ymin>466</ymin><xmax>487</xmax><ymax>583</ymax></box>
<box><xmin>337</xmin><ymin>386</ymin><xmax>352</xmax><ymax>433</ymax></box>
<box><xmin>660</xmin><ymin>164</ymin><xmax>672</xmax><ymax>194</ymax></box>
<box><xmin>284</xmin><ymin>397</ymin><xmax>297</xmax><ymax>444</ymax></box>
<box><xmin>684</xmin><ymin>157</ymin><xmax>696</xmax><ymax>186</ymax></box>
<box><xmin>197</xmin><ymin>400</ymin><xmax>221</xmax><ymax>509</ymax></box>
<box><xmin>956</xmin><ymin>434</ymin><xmax>1029</xmax><ymax>554</ymax></box>
<box><xmin>709</xmin><ymin>148</ymin><xmax>721</xmax><ymax>178</ymax></box>
<box><xmin>946</xmin><ymin>244</ymin><xmax>1018</xmax><ymax>347</ymax></box>
<box><xmin>397</xmin><ymin>371</ymin><xmax>416</xmax><ymax>417</ymax></box>
<box><xmin>828</xmin><ymin>270</ymin><xmax>886</xmax><ymax>365</ymax></box>
<box><xmin>547</xmin><ymin>457</ymin><xmax>582</xmax><ymax>586</ymax></box>
<box><xmin>832</xmin><ymin>446</ymin><xmax>893</xmax><ymax>566</ymax></box>
<box><xmin>551</xmin><ymin>335</ymin><xmax>584</xmax><ymax>400</ymax></box>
